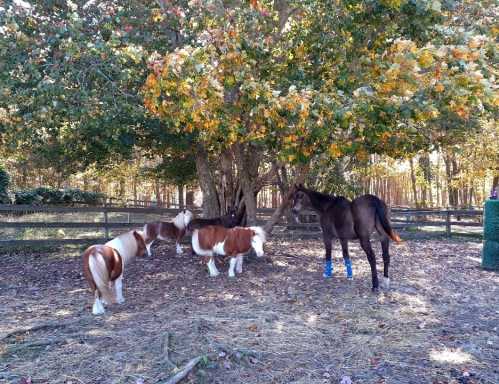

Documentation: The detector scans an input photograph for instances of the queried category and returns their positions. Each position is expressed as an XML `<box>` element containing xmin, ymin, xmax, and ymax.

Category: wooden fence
<box><xmin>0</xmin><ymin>204</ymin><xmax>483</xmax><ymax>247</ymax></box>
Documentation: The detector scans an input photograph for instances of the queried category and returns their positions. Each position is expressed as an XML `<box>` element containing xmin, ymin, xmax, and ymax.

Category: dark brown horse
<box><xmin>290</xmin><ymin>184</ymin><xmax>401</xmax><ymax>292</ymax></box>
<box><xmin>187</xmin><ymin>206</ymin><xmax>244</xmax><ymax>232</ymax></box>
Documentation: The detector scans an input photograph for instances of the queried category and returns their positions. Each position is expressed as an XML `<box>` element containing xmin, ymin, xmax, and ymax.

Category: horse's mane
<box><xmin>301</xmin><ymin>187</ymin><xmax>338</xmax><ymax>211</ymax></box>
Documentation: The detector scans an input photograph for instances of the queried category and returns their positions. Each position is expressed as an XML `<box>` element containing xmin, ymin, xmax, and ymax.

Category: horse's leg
<box><xmin>359</xmin><ymin>237</ymin><xmax>379</xmax><ymax>292</ymax></box>
<box><xmin>115</xmin><ymin>275</ymin><xmax>125</xmax><ymax>304</ymax></box>
<box><xmin>380</xmin><ymin>237</ymin><xmax>390</xmax><ymax>289</ymax></box>
<box><xmin>236</xmin><ymin>254</ymin><xmax>243</xmax><ymax>274</ymax></box>
<box><xmin>207</xmin><ymin>256</ymin><xmax>219</xmax><ymax>277</ymax></box>
<box><xmin>322</xmin><ymin>231</ymin><xmax>334</xmax><ymax>278</ymax></box>
<box><xmin>339</xmin><ymin>238</ymin><xmax>353</xmax><ymax>279</ymax></box>
<box><xmin>92</xmin><ymin>290</ymin><xmax>105</xmax><ymax>315</ymax></box>
<box><xmin>228</xmin><ymin>257</ymin><xmax>237</xmax><ymax>278</ymax></box>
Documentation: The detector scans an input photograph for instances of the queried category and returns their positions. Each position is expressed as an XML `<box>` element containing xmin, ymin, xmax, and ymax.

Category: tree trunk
<box><xmin>178</xmin><ymin>184</ymin><xmax>184</xmax><ymax>209</ymax></box>
<box><xmin>155</xmin><ymin>179</ymin><xmax>161</xmax><ymax>206</ymax></box>
<box><xmin>194</xmin><ymin>143</ymin><xmax>220</xmax><ymax>217</ymax></box>
<box><xmin>409</xmin><ymin>157</ymin><xmax>419</xmax><ymax>208</ymax></box>
<box><xmin>234</xmin><ymin>143</ymin><xmax>260</xmax><ymax>226</ymax></box>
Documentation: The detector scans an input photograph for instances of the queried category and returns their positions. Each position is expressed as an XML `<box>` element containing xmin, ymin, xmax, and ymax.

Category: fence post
<box><xmin>104</xmin><ymin>201</ymin><xmax>110</xmax><ymax>240</ymax></box>
<box><xmin>446</xmin><ymin>211</ymin><xmax>451</xmax><ymax>237</ymax></box>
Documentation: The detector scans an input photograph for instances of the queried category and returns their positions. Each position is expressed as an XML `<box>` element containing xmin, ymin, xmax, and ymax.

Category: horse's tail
<box><xmin>373</xmin><ymin>198</ymin><xmax>402</xmax><ymax>243</ymax></box>
<box><xmin>87</xmin><ymin>251</ymin><xmax>115</xmax><ymax>304</ymax></box>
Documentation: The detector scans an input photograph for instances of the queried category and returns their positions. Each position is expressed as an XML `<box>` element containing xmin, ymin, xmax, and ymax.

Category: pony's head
<box><xmin>290</xmin><ymin>184</ymin><xmax>311</xmax><ymax>217</ymax></box>
<box><xmin>249</xmin><ymin>226</ymin><xmax>266</xmax><ymax>257</ymax></box>
<box><xmin>173</xmin><ymin>209</ymin><xmax>193</xmax><ymax>230</ymax></box>
<box><xmin>133</xmin><ymin>230</ymin><xmax>147</xmax><ymax>257</ymax></box>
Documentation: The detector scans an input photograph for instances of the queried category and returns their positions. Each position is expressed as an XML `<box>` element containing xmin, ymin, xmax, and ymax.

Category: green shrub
<box><xmin>13</xmin><ymin>187</ymin><xmax>105</xmax><ymax>205</ymax></box>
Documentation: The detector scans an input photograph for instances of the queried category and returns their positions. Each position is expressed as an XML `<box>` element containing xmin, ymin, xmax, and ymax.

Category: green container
<box><xmin>482</xmin><ymin>199</ymin><xmax>499</xmax><ymax>270</ymax></box>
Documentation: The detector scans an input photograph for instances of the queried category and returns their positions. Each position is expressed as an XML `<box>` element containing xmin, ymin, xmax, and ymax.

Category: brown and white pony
<box><xmin>143</xmin><ymin>209</ymin><xmax>193</xmax><ymax>256</ymax></box>
<box><xmin>191</xmin><ymin>225</ymin><xmax>267</xmax><ymax>278</ymax></box>
<box><xmin>82</xmin><ymin>230</ymin><xmax>146</xmax><ymax>315</ymax></box>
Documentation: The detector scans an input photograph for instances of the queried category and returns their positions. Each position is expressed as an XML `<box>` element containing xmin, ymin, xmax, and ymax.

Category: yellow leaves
<box><xmin>145</xmin><ymin>73</ymin><xmax>158</xmax><ymax>89</ymax></box>
<box><xmin>379</xmin><ymin>81</ymin><xmax>396</xmax><ymax>94</ymax></box>
<box><xmin>329</xmin><ymin>143</ymin><xmax>342</xmax><ymax>158</ymax></box>
<box><xmin>380</xmin><ymin>0</ymin><xmax>404</xmax><ymax>9</ymax></box>
<box><xmin>356</xmin><ymin>148</ymin><xmax>369</xmax><ymax>162</ymax></box>
<box><xmin>451</xmin><ymin>48</ymin><xmax>466</xmax><ymax>60</ymax></box>
<box><xmin>418</xmin><ymin>50</ymin><xmax>434</xmax><ymax>68</ymax></box>
<box><xmin>151</xmin><ymin>8</ymin><xmax>163</xmax><ymax>23</ymax></box>
<box><xmin>434</xmin><ymin>83</ymin><xmax>445</xmax><ymax>93</ymax></box>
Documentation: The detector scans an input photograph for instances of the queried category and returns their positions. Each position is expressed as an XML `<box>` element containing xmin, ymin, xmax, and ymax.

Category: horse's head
<box><xmin>133</xmin><ymin>230</ymin><xmax>147</xmax><ymax>257</ymax></box>
<box><xmin>224</xmin><ymin>206</ymin><xmax>240</xmax><ymax>227</ymax></box>
<box><xmin>290</xmin><ymin>184</ymin><xmax>311</xmax><ymax>219</ymax></box>
<box><xmin>250</xmin><ymin>226</ymin><xmax>266</xmax><ymax>257</ymax></box>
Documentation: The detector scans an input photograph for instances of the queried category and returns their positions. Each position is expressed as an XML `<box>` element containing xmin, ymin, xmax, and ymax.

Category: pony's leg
<box><xmin>339</xmin><ymin>238</ymin><xmax>353</xmax><ymax>279</ymax></box>
<box><xmin>228</xmin><ymin>257</ymin><xmax>237</xmax><ymax>278</ymax></box>
<box><xmin>380</xmin><ymin>237</ymin><xmax>390</xmax><ymax>289</ymax></box>
<box><xmin>322</xmin><ymin>232</ymin><xmax>333</xmax><ymax>278</ymax></box>
<box><xmin>176</xmin><ymin>242</ymin><xmax>183</xmax><ymax>255</ymax></box>
<box><xmin>207</xmin><ymin>257</ymin><xmax>220</xmax><ymax>277</ymax></box>
<box><xmin>359</xmin><ymin>237</ymin><xmax>379</xmax><ymax>292</ymax></box>
<box><xmin>92</xmin><ymin>290</ymin><xmax>105</xmax><ymax>315</ymax></box>
<box><xmin>236</xmin><ymin>255</ymin><xmax>243</xmax><ymax>274</ymax></box>
<box><xmin>115</xmin><ymin>275</ymin><xmax>125</xmax><ymax>304</ymax></box>
<box><xmin>146</xmin><ymin>240</ymin><xmax>154</xmax><ymax>257</ymax></box>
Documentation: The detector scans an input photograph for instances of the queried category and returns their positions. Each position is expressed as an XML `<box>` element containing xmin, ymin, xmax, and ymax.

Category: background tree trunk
<box><xmin>177</xmin><ymin>184</ymin><xmax>184</xmax><ymax>209</ymax></box>
<box><xmin>194</xmin><ymin>143</ymin><xmax>220</xmax><ymax>217</ymax></box>
<box><xmin>409</xmin><ymin>157</ymin><xmax>420</xmax><ymax>208</ymax></box>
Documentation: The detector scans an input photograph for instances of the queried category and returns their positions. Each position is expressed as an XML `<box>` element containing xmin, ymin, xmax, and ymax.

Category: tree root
<box><xmin>158</xmin><ymin>355</ymin><xmax>204</xmax><ymax>384</ymax></box>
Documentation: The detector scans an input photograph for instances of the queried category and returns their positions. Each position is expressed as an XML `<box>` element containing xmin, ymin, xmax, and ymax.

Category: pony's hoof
<box><xmin>381</xmin><ymin>277</ymin><xmax>390</xmax><ymax>289</ymax></box>
<box><xmin>117</xmin><ymin>298</ymin><xmax>125</xmax><ymax>304</ymax></box>
<box><xmin>347</xmin><ymin>276</ymin><xmax>353</xmax><ymax>280</ymax></box>
<box><xmin>92</xmin><ymin>305</ymin><xmax>105</xmax><ymax>315</ymax></box>
<box><xmin>371</xmin><ymin>287</ymin><xmax>380</xmax><ymax>294</ymax></box>
<box><xmin>323</xmin><ymin>273</ymin><xmax>332</xmax><ymax>278</ymax></box>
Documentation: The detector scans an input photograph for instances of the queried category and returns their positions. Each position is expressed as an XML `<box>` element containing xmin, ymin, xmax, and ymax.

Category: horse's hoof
<box><xmin>371</xmin><ymin>287</ymin><xmax>380</xmax><ymax>294</ymax></box>
<box><xmin>347</xmin><ymin>276</ymin><xmax>353</xmax><ymax>280</ymax></box>
<box><xmin>117</xmin><ymin>298</ymin><xmax>125</xmax><ymax>304</ymax></box>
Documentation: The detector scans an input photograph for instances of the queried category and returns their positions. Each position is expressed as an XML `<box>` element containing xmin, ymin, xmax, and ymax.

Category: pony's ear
<box><xmin>132</xmin><ymin>230</ymin><xmax>143</xmax><ymax>243</ymax></box>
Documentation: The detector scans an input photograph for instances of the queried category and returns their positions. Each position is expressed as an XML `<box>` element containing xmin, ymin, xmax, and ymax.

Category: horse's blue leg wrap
<box><xmin>344</xmin><ymin>258</ymin><xmax>353</xmax><ymax>279</ymax></box>
<box><xmin>323</xmin><ymin>260</ymin><xmax>333</xmax><ymax>278</ymax></box>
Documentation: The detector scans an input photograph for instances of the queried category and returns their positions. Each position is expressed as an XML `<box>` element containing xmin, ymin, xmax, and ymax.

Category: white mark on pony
<box><xmin>236</xmin><ymin>255</ymin><xmax>243</xmax><ymax>274</ymax></box>
<box><xmin>250</xmin><ymin>226</ymin><xmax>266</xmax><ymax>257</ymax></box>
<box><xmin>145</xmin><ymin>240</ymin><xmax>153</xmax><ymax>257</ymax></box>
<box><xmin>207</xmin><ymin>258</ymin><xmax>219</xmax><ymax>277</ymax></box>
<box><xmin>213</xmin><ymin>241</ymin><xmax>226</xmax><ymax>256</ymax></box>
<box><xmin>228</xmin><ymin>257</ymin><xmax>237</xmax><ymax>278</ymax></box>
<box><xmin>192</xmin><ymin>231</ymin><xmax>212</xmax><ymax>257</ymax></box>
<box><xmin>382</xmin><ymin>277</ymin><xmax>390</xmax><ymax>289</ymax></box>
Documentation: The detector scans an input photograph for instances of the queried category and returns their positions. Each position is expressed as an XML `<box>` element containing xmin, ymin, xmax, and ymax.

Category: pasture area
<box><xmin>1</xmin><ymin>238</ymin><xmax>498</xmax><ymax>384</ymax></box>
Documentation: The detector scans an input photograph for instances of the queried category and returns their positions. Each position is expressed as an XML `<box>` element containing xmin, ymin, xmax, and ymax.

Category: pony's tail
<box><xmin>88</xmin><ymin>253</ymin><xmax>115</xmax><ymax>304</ymax></box>
<box><xmin>374</xmin><ymin>199</ymin><xmax>402</xmax><ymax>243</ymax></box>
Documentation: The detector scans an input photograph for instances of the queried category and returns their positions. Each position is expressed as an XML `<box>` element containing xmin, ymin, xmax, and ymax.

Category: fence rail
<box><xmin>0</xmin><ymin>204</ymin><xmax>483</xmax><ymax>247</ymax></box>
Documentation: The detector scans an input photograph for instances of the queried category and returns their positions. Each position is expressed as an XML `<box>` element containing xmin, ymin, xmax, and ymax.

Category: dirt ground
<box><xmin>1</xmin><ymin>237</ymin><xmax>498</xmax><ymax>384</ymax></box>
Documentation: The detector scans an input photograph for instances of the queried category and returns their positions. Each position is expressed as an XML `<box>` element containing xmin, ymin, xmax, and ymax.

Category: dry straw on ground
<box><xmin>1</xmin><ymin>237</ymin><xmax>498</xmax><ymax>383</ymax></box>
